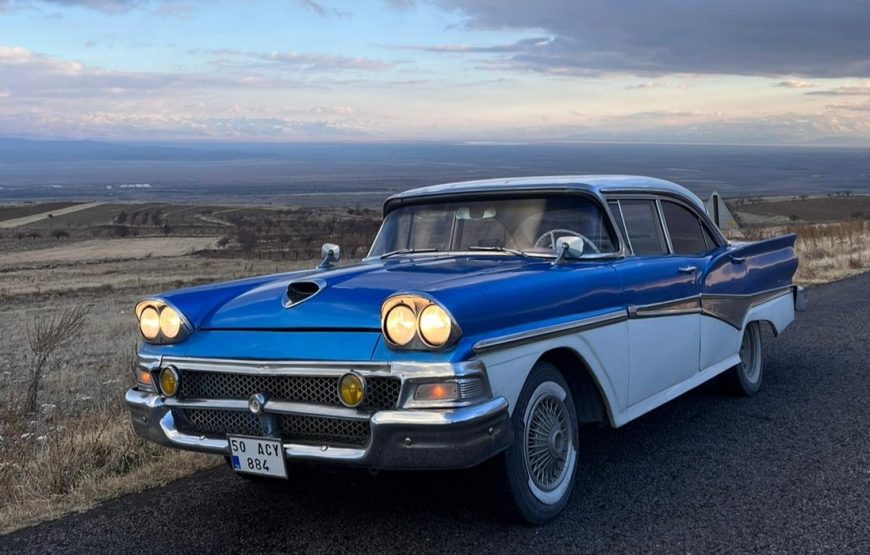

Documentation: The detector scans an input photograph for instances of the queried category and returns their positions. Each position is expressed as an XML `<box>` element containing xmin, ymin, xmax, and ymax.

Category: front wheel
<box><xmin>723</xmin><ymin>321</ymin><xmax>763</xmax><ymax>396</ymax></box>
<box><xmin>489</xmin><ymin>361</ymin><xmax>579</xmax><ymax>524</ymax></box>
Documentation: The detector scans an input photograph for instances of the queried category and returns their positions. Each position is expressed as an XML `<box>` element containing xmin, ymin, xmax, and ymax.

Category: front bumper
<box><xmin>125</xmin><ymin>388</ymin><xmax>512</xmax><ymax>470</ymax></box>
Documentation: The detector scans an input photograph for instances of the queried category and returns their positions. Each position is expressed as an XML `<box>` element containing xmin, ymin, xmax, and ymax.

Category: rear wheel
<box><xmin>490</xmin><ymin>361</ymin><xmax>579</xmax><ymax>524</ymax></box>
<box><xmin>723</xmin><ymin>321</ymin><xmax>763</xmax><ymax>396</ymax></box>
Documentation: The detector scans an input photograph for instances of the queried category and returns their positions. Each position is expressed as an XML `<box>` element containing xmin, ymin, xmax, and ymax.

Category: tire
<box><xmin>723</xmin><ymin>321</ymin><xmax>763</xmax><ymax>396</ymax></box>
<box><xmin>489</xmin><ymin>361</ymin><xmax>579</xmax><ymax>524</ymax></box>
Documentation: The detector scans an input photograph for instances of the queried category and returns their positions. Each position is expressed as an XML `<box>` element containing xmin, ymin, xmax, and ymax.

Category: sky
<box><xmin>1</xmin><ymin>0</ymin><xmax>870</xmax><ymax>144</ymax></box>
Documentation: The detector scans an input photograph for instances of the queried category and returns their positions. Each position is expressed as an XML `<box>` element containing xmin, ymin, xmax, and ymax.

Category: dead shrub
<box><xmin>24</xmin><ymin>307</ymin><xmax>89</xmax><ymax>416</ymax></box>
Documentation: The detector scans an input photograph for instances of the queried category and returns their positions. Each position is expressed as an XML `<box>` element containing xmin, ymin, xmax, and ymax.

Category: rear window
<box><xmin>661</xmin><ymin>201</ymin><xmax>709</xmax><ymax>255</ymax></box>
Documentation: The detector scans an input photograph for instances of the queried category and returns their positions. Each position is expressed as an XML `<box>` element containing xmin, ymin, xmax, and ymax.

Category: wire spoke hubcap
<box><xmin>525</xmin><ymin>394</ymin><xmax>571</xmax><ymax>491</ymax></box>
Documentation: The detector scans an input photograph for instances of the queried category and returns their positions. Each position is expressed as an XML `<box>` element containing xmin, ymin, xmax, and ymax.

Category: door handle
<box><xmin>730</xmin><ymin>255</ymin><xmax>746</xmax><ymax>264</ymax></box>
<box><xmin>677</xmin><ymin>265</ymin><xmax>697</xmax><ymax>274</ymax></box>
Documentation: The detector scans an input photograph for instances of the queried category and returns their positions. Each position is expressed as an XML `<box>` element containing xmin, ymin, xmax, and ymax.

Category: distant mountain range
<box><xmin>0</xmin><ymin>137</ymin><xmax>274</xmax><ymax>163</ymax></box>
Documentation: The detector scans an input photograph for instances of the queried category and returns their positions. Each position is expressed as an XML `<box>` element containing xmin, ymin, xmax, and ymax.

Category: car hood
<box><xmin>159</xmin><ymin>255</ymin><xmax>620</xmax><ymax>339</ymax></box>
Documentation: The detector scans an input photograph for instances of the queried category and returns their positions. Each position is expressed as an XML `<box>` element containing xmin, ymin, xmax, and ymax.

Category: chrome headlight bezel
<box><xmin>381</xmin><ymin>294</ymin><xmax>461</xmax><ymax>350</ymax></box>
<box><xmin>135</xmin><ymin>299</ymin><xmax>192</xmax><ymax>344</ymax></box>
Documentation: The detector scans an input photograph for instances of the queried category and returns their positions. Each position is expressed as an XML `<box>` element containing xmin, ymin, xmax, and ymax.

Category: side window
<box><xmin>608</xmin><ymin>201</ymin><xmax>628</xmax><ymax>242</ymax></box>
<box><xmin>619</xmin><ymin>200</ymin><xmax>668</xmax><ymax>255</ymax></box>
<box><xmin>661</xmin><ymin>201</ymin><xmax>710</xmax><ymax>255</ymax></box>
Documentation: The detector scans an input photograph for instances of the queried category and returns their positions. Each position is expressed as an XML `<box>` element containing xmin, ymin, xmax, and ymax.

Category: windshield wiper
<box><xmin>467</xmin><ymin>246</ymin><xmax>529</xmax><ymax>257</ymax></box>
<box><xmin>379</xmin><ymin>248</ymin><xmax>439</xmax><ymax>259</ymax></box>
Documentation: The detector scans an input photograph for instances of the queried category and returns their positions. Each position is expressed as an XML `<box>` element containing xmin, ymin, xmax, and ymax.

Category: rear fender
<box><xmin>704</xmin><ymin>234</ymin><xmax>798</xmax><ymax>295</ymax></box>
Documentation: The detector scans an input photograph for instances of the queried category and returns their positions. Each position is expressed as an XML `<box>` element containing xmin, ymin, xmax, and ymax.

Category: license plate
<box><xmin>228</xmin><ymin>435</ymin><xmax>287</xmax><ymax>478</ymax></box>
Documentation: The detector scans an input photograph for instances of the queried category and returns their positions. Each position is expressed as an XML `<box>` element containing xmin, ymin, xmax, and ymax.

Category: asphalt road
<box><xmin>3</xmin><ymin>274</ymin><xmax>869</xmax><ymax>554</ymax></box>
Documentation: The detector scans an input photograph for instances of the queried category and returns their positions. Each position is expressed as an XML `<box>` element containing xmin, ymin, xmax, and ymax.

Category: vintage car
<box><xmin>125</xmin><ymin>175</ymin><xmax>805</xmax><ymax>523</ymax></box>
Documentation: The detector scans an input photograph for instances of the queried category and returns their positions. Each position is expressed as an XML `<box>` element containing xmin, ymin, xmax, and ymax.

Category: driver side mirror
<box><xmin>318</xmin><ymin>243</ymin><xmax>341</xmax><ymax>269</ymax></box>
<box><xmin>554</xmin><ymin>236</ymin><xmax>584</xmax><ymax>265</ymax></box>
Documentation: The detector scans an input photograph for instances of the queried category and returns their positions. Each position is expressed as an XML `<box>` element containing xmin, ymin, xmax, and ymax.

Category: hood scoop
<box><xmin>284</xmin><ymin>280</ymin><xmax>323</xmax><ymax>307</ymax></box>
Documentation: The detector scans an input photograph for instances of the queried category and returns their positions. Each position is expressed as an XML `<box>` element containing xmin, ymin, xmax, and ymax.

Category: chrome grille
<box><xmin>177</xmin><ymin>408</ymin><xmax>371</xmax><ymax>446</ymax></box>
<box><xmin>177</xmin><ymin>370</ymin><xmax>401</xmax><ymax>410</ymax></box>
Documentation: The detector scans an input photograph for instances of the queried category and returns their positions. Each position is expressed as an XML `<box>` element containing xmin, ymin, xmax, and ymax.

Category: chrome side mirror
<box><xmin>553</xmin><ymin>236</ymin><xmax>584</xmax><ymax>265</ymax></box>
<box><xmin>318</xmin><ymin>243</ymin><xmax>341</xmax><ymax>269</ymax></box>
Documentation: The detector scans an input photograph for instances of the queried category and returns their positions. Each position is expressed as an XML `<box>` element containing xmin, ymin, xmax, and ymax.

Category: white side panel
<box><xmin>744</xmin><ymin>292</ymin><xmax>795</xmax><ymax>335</ymax></box>
<box><xmin>617</xmin><ymin>353</ymin><xmax>740</xmax><ymax>426</ymax></box>
<box><xmin>477</xmin><ymin>321</ymin><xmax>629</xmax><ymax>421</ymax></box>
<box><xmin>700</xmin><ymin>317</ymin><xmax>741</xmax><ymax>371</ymax></box>
<box><xmin>627</xmin><ymin>314</ymin><xmax>700</xmax><ymax>406</ymax></box>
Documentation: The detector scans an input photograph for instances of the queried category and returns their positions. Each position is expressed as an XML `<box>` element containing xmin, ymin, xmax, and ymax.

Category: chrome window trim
<box><xmin>472</xmin><ymin>309</ymin><xmax>628</xmax><ymax>354</ymax></box>
<box><xmin>368</xmin><ymin>188</ymin><xmax>629</xmax><ymax>260</ymax></box>
<box><xmin>655</xmin><ymin>198</ymin><xmax>675</xmax><ymax>254</ymax></box>
<box><xmin>605</xmin><ymin>189</ymin><xmax>727</xmax><ymax>248</ymax></box>
<box><xmin>612</xmin><ymin>200</ymin><xmax>634</xmax><ymax>255</ymax></box>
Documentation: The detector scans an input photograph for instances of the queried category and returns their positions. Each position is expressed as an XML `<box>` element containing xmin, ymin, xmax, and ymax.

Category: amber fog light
<box><xmin>338</xmin><ymin>373</ymin><xmax>365</xmax><ymax>407</ymax></box>
<box><xmin>159</xmin><ymin>366</ymin><xmax>179</xmax><ymax>397</ymax></box>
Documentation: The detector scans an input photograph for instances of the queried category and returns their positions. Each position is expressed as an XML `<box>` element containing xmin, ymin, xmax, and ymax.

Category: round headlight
<box><xmin>384</xmin><ymin>304</ymin><xmax>417</xmax><ymax>346</ymax></box>
<box><xmin>139</xmin><ymin>307</ymin><xmax>160</xmax><ymax>340</ymax></box>
<box><xmin>159</xmin><ymin>306</ymin><xmax>182</xmax><ymax>339</ymax></box>
<box><xmin>159</xmin><ymin>366</ymin><xmax>179</xmax><ymax>397</ymax></box>
<box><xmin>338</xmin><ymin>373</ymin><xmax>365</xmax><ymax>408</ymax></box>
<box><xmin>418</xmin><ymin>304</ymin><xmax>452</xmax><ymax>347</ymax></box>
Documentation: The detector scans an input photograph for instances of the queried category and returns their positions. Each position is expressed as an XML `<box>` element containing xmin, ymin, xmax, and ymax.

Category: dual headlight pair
<box><xmin>135</xmin><ymin>300</ymin><xmax>189</xmax><ymax>344</ymax></box>
<box><xmin>381</xmin><ymin>295</ymin><xmax>459</xmax><ymax>349</ymax></box>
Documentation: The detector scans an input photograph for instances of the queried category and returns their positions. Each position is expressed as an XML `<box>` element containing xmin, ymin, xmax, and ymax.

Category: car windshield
<box><xmin>368</xmin><ymin>195</ymin><xmax>619</xmax><ymax>257</ymax></box>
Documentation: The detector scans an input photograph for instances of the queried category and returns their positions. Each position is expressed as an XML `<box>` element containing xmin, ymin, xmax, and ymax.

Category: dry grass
<box><xmin>0</xmin><ymin>405</ymin><xmax>214</xmax><ymax>534</ymax></box>
<box><xmin>0</xmin><ymin>252</ymin><xmax>313</xmax><ymax>534</ymax></box>
<box><xmin>728</xmin><ymin>219</ymin><xmax>870</xmax><ymax>285</ymax></box>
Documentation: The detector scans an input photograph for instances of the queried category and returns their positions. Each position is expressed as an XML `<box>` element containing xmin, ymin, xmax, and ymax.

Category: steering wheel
<box><xmin>533</xmin><ymin>229</ymin><xmax>601</xmax><ymax>254</ymax></box>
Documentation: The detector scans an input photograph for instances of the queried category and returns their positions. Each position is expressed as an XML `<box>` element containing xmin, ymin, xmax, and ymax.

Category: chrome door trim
<box><xmin>472</xmin><ymin>310</ymin><xmax>628</xmax><ymax>353</ymax></box>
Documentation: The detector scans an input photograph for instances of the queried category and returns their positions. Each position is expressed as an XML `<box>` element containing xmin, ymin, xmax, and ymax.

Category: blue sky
<box><xmin>1</xmin><ymin>0</ymin><xmax>869</xmax><ymax>144</ymax></box>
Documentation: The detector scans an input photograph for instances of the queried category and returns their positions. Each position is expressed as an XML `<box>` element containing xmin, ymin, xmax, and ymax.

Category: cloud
<box><xmin>773</xmin><ymin>79</ymin><xmax>814</xmax><ymax>89</ymax></box>
<box><xmin>295</xmin><ymin>0</ymin><xmax>350</xmax><ymax>18</ymax></box>
<box><xmin>0</xmin><ymin>1</ymin><xmax>194</xmax><ymax>14</ymax></box>
<box><xmin>383</xmin><ymin>0</ymin><xmax>415</xmax><ymax>8</ymax></box>
<box><xmin>423</xmin><ymin>0</ymin><xmax>870</xmax><ymax>78</ymax></box>
<box><xmin>807</xmin><ymin>83</ymin><xmax>870</xmax><ymax>96</ymax></box>
<box><xmin>826</xmin><ymin>103</ymin><xmax>870</xmax><ymax>112</ymax></box>
<box><xmin>392</xmin><ymin>37</ymin><xmax>553</xmax><ymax>54</ymax></box>
<box><xmin>625</xmin><ymin>80</ymin><xmax>687</xmax><ymax>90</ymax></box>
<box><xmin>205</xmin><ymin>49</ymin><xmax>393</xmax><ymax>72</ymax></box>
<box><xmin>255</xmin><ymin>51</ymin><xmax>390</xmax><ymax>71</ymax></box>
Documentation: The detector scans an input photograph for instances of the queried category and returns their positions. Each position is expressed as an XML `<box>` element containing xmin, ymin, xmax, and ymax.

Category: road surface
<box><xmin>2</xmin><ymin>273</ymin><xmax>869</xmax><ymax>554</ymax></box>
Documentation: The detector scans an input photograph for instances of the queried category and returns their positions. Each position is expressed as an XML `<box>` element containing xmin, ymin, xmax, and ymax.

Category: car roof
<box><xmin>386</xmin><ymin>175</ymin><xmax>706</xmax><ymax>212</ymax></box>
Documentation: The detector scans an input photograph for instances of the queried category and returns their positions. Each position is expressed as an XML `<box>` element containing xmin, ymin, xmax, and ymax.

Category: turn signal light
<box><xmin>414</xmin><ymin>382</ymin><xmax>460</xmax><ymax>402</ymax></box>
<box><xmin>137</xmin><ymin>370</ymin><xmax>154</xmax><ymax>387</ymax></box>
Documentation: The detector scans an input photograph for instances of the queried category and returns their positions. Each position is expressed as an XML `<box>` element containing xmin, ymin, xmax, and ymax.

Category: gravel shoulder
<box><xmin>1</xmin><ymin>274</ymin><xmax>868</xmax><ymax>554</ymax></box>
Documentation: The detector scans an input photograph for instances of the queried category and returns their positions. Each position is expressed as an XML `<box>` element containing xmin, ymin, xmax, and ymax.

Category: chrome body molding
<box><xmin>125</xmin><ymin>388</ymin><xmax>511</xmax><ymax>469</ymax></box>
<box><xmin>472</xmin><ymin>310</ymin><xmax>629</xmax><ymax>354</ymax></box>
<box><xmin>159</xmin><ymin>356</ymin><xmax>393</xmax><ymax>377</ymax></box>
<box><xmin>627</xmin><ymin>285</ymin><xmax>796</xmax><ymax>329</ymax></box>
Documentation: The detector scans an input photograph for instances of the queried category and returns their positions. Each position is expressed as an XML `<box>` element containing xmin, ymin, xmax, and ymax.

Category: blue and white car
<box><xmin>126</xmin><ymin>175</ymin><xmax>805</xmax><ymax>523</ymax></box>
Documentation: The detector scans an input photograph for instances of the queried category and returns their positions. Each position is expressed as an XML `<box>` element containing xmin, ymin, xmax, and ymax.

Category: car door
<box><xmin>609</xmin><ymin>198</ymin><xmax>703</xmax><ymax>406</ymax></box>
<box><xmin>657</xmin><ymin>199</ymin><xmax>733</xmax><ymax>372</ymax></box>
